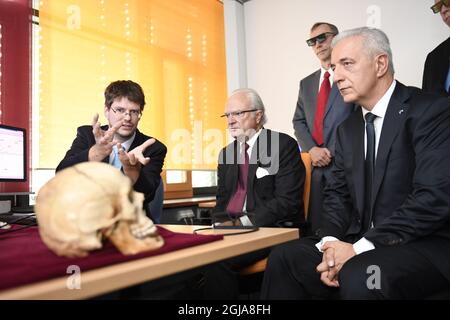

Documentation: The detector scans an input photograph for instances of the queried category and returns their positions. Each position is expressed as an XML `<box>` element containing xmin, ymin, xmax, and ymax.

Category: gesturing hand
<box><xmin>117</xmin><ymin>138</ymin><xmax>156</xmax><ymax>184</ymax></box>
<box><xmin>88</xmin><ymin>113</ymin><xmax>123</xmax><ymax>162</ymax></box>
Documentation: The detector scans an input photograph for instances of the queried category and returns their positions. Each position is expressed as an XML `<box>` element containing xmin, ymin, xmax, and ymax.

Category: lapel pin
<box><xmin>398</xmin><ymin>109</ymin><xmax>404</xmax><ymax>115</ymax></box>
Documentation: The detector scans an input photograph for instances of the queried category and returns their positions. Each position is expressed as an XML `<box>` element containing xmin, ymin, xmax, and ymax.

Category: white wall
<box><xmin>238</xmin><ymin>0</ymin><xmax>449</xmax><ymax>138</ymax></box>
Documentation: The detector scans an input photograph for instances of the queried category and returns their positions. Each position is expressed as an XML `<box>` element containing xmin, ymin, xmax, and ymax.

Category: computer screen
<box><xmin>0</xmin><ymin>124</ymin><xmax>26</xmax><ymax>182</ymax></box>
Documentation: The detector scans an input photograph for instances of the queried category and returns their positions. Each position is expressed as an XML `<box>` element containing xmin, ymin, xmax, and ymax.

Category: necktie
<box><xmin>111</xmin><ymin>145</ymin><xmax>122</xmax><ymax>169</ymax></box>
<box><xmin>226</xmin><ymin>142</ymin><xmax>249</xmax><ymax>216</ymax></box>
<box><xmin>364</xmin><ymin>112</ymin><xmax>377</xmax><ymax>230</ymax></box>
<box><xmin>312</xmin><ymin>71</ymin><xmax>331</xmax><ymax>146</ymax></box>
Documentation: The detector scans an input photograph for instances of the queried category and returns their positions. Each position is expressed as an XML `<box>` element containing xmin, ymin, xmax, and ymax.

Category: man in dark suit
<box><xmin>293</xmin><ymin>22</ymin><xmax>354</xmax><ymax>235</ymax></box>
<box><xmin>261</xmin><ymin>27</ymin><xmax>450</xmax><ymax>299</ymax></box>
<box><xmin>57</xmin><ymin>80</ymin><xmax>167</xmax><ymax>218</ymax></box>
<box><xmin>201</xmin><ymin>88</ymin><xmax>305</xmax><ymax>299</ymax></box>
<box><xmin>422</xmin><ymin>0</ymin><xmax>450</xmax><ymax>97</ymax></box>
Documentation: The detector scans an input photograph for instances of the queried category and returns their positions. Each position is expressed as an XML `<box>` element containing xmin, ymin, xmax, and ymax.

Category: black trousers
<box><xmin>307</xmin><ymin>167</ymin><xmax>326</xmax><ymax>236</ymax></box>
<box><xmin>201</xmin><ymin>248</ymin><xmax>271</xmax><ymax>300</ymax></box>
<box><xmin>260</xmin><ymin>237</ymin><xmax>449</xmax><ymax>299</ymax></box>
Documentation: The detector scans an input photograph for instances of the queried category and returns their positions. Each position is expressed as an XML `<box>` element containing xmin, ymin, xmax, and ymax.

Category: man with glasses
<box><xmin>292</xmin><ymin>22</ymin><xmax>354</xmax><ymax>236</ymax></box>
<box><xmin>57</xmin><ymin>80</ymin><xmax>167</xmax><ymax>219</ymax></box>
<box><xmin>199</xmin><ymin>88</ymin><xmax>306</xmax><ymax>299</ymax></box>
<box><xmin>422</xmin><ymin>0</ymin><xmax>450</xmax><ymax>97</ymax></box>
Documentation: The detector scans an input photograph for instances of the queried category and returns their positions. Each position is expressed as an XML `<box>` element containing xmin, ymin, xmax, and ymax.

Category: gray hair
<box><xmin>331</xmin><ymin>27</ymin><xmax>395</xmax><ymax>75</ymax></box>
<box><xmin>310</xmin><ymin>22</ymin><xmax>339</xmax><ymax>35</ymax></box>
<box><xmin>231</xmin><ymin>88</ymin><xmax>268</xmax><ymax>125</ymax></box>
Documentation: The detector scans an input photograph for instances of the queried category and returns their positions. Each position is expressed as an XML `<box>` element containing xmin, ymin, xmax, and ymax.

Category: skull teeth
<box><xmin>130</xmin><ymin>219</ymin><xmax>157</xmax><ymax>239</ymax></box>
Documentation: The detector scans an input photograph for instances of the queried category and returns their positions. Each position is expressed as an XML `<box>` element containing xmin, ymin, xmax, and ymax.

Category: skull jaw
<box><xmin>108</xmin><ymin>220</ymin><xmax>164</xmax><ymax>255</ymax></box>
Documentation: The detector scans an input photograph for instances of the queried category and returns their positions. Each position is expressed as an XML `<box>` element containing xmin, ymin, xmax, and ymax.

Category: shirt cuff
<box><xmin>353</xmin><ymin>237</ymin><xmax>375</xmax><ymax>255</ymax></box>
<box><xmin>315</xmin><ymin>236</ymin><xmax>339</xmax><ymax>252</ymax></box>
<box><xmin>240</xmin><ymin>215</ymin><xmax>253</xmax><ymax>227</ymax></box>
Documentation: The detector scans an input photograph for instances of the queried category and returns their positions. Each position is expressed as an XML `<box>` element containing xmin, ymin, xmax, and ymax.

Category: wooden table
<box><xmin>0</xmin><ymin>224</ymin><xmax>299</xmax><ymax>300</ymax></box>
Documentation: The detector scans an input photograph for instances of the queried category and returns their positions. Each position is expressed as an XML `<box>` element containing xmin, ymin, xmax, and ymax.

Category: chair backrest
<box><xmin>300</xmin><ymin>152</ymin><xmax>312</xmax><ymax>219</ymax></box>
<box><xmin>147</xmin><ymin>178</ymin><xmax>164</xmax><ymax>224</ymax></box>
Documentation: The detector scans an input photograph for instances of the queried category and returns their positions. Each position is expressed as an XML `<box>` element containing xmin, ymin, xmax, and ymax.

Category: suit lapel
<box><xmin>306</xmin><ymin>71</ymin><xmax>321</xmax><ymax>127</ymax></box>
<box><xmin>323</xmin><ymin>85</ymin><xmax>339</xmax><ymax>119</ymax></box>
<box><xmin>351</xmin><ymin>109</ymin><xmax>366</xmax><ymax>216</ymax></box>
<box><xmin>372</xmin><ymin>82</ymin><xmax>410</xmax><ymax>202</ymax></box>
<box><xmin>246</xmin><ymin>129</ymin><xmax>269</xmax><ymax>211</ymax></box>
<box><xmin>226</xmin><ymin>141</ymin><xmax>239</xmax><ymax>197</ymax></box>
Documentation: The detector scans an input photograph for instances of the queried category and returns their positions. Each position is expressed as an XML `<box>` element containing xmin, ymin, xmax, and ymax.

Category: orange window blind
<box><xmin>38</xmin><ymin>0</ymin><xmax>227</xmax><ymax>170</ymax></box>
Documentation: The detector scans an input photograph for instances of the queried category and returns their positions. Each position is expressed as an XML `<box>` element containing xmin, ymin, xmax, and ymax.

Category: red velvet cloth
<box><xmin>0</xmin><ymin>225</ymin><xmax>222</xmax><ymax>291</ymax></box>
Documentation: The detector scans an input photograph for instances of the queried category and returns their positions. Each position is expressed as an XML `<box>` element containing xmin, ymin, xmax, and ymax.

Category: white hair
<box><xmin>230</xmin><ymin>88</ymin><xmax>268</xmax><ymax>125</ymax></box>
<box><xmin>331</xmin><ymin>27</ymin><xmax>395</xmax><ymax>75</ymax></box>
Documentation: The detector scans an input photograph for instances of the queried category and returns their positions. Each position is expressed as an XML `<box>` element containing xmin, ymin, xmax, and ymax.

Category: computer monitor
<box><xmin>0</xmin><ymin>124</ymin><xmax>26</xmax><ymax>182</ymax></box>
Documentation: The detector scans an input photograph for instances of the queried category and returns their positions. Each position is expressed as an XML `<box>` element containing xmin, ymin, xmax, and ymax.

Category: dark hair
<box><xmin>310</xmin><ymin>22</ymin><xmax>339</xmax><ymax>35</ymax></box>
<box><xmin>104</xmin><ymin>80</ymin><xmax>146</xmax><ymax>111</ymax></box>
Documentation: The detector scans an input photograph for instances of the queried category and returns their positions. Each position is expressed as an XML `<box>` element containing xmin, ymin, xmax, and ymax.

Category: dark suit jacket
<box><xmin>422</xmin><ymin>37</ymin><xmax>450</xmax><ymax>97</ymax></box>
<box><xmin>56</xmin><ymin>125</ymin><xmax>167</xmax><ymax>210</ymax></box>
<box><xmin>320</xmin><ymin>81</ymin><xmax>450</xmax><ymax>280</ymax></box>
<box><xmin>214</xmin><ymin>129</ymin><xmax>305</xmax><ymax>228</ymax></box>
<box><xmin>292</xmin><ymin>69</ymin><xmax>354</xmax><ymax>156</ymax></box>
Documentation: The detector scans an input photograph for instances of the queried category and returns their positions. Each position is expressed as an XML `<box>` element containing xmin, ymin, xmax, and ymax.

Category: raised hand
<box><xmin>88</xmin><ymin>113</ymin><xmax>123</xmax><ymax>162</ymax></box>
<box><xmin>117</xmin><ymin>138</ymin><xmax>155</xmax><ymax>184</ymax></box>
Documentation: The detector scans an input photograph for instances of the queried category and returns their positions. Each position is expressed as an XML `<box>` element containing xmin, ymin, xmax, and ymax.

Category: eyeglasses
<box><xmin>306</xmin><ymin>32</ymin><xmax>336</xmax><ymax>47</ymax></box>
<box><xmin>431</xmin><ymin>0</ymin><xmax>450</xmax><ymax>13</ymax></box>
<box><xmin>220</xmin><ymin>109</ymin><xmax>258</xmax><ymax>119</ymax></box>
<box><xmin>110</xmin><ymin>106</ymin><xmax>142</xmax><ymax>119</ymax></box>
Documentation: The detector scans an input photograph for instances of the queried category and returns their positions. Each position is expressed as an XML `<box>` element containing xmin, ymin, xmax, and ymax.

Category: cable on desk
<box><xmin>193</xmin><ymin>226</ymin><xmax>259</xmax><ymax>236</ymax></box>
<box><xmin>0</xmin><ymin>215</ymin><xmax>37</xmax><ymax>237</ymax></box>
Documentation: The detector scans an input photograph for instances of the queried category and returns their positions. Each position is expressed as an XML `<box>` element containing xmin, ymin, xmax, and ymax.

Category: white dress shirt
<box><xmin>319</xmin><ymin>67</ymin><xmax>334</xmax><ymax>92</ymax></box>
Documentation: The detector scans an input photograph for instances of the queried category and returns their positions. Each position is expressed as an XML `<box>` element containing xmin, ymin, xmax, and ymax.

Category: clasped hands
<box><xmin>309</xmin><ymin>146</ymin><xmax>332</xmax><ymax>167</ymax></box>
<box><xmin>316</xmin><ymin>240</ymin><xmax>356</xmax><ymax>287</ymax></box>
<box><xmin>88</xmin><ymin>114</ymin><xmax>155</xmax><ymax>184</ymax></box>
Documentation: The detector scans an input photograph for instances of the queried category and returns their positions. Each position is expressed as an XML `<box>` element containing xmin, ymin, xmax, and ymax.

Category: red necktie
<box><xmin>226</xmin><ymin>142</ymin><xmax>249</xmax><ymax>216</ymax></box>
<box><xmin>312</xmin><ymin>71</ymin><xmax>331</xmax><ymax>146</ymax></box>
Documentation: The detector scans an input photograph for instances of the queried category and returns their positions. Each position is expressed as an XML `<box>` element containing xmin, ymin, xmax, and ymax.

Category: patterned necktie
<box><xmin>364</xmin><ymin>112</ymin><xmax>377</xmax><ymax>230</ymax></box>
<box><xmin>111</xmin><ymin>145</ymin><xmax>122</xmax><ymax>170</ymax></box>
<box><xmin>312</xmin><ymin>71</ymin><xmax>331</xmax><ymax>146</ymax></box>
<box><xmin>226</xmin><ymin>142</ymin><xmax>249</xmax><ymax>216</ymax></box>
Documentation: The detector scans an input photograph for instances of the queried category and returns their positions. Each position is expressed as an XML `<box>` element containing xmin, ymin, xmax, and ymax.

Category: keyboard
<box><xmin>11</xmin><ymin>205</ymin><xmax>35</xmax><ymax>214</ymax></box>
<box><xmin>0</xmin><ymin>213</ymin><xmax>37</xmax><ymax>226</ymax></box>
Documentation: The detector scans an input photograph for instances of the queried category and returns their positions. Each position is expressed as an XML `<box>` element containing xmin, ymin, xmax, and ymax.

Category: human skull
<box><xmin>36</xmin><ymin>162</ymin><xmax>164</xmax><ymax>257</ymax></box>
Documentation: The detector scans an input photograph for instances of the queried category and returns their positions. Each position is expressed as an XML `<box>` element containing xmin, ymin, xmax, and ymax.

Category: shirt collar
<box><xmin>120</xmin><ymin>131</ymin><xmax>136</xmax><ymax>151</ymax></box>
<box><xmin>361</xmin><ymin>80</ymin><xmax>396</xmax><ymax>120</ymax></box>
<box><xmin>320</xmin><ymin>67</ymin><xmax>334</xmax><ymax>84</ymax></box>
<box><xmin>245</xmin><ymin>128</ymin><xmax>262</xmax><ymax>149</ymax></box>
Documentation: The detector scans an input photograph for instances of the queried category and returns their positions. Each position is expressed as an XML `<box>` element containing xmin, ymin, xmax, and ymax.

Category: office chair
<box><xmin>147</xmin><ymin>178</ymin><xmax>164</xmax><ymax>224</ymax></box>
